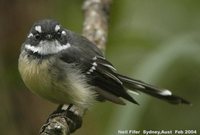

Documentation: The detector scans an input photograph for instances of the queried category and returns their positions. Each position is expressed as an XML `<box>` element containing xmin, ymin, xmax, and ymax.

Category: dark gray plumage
<box><xmin>18</xmin><ymin>19</ymin><xmax>190</xmax><ymax>108</ymax></box>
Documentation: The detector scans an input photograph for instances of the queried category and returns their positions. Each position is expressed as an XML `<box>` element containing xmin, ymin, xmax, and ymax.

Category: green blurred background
<box><xmin>0</xmin><ymin>0</ymin><xmax>200</xmax><ymax>135</ymax></box>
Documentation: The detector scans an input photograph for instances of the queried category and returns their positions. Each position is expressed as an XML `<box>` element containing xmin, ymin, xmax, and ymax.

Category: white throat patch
<box><xmin>25</xmin><ymin>40</ymin><xmax>71</xmax><ymax>55</ymax></box>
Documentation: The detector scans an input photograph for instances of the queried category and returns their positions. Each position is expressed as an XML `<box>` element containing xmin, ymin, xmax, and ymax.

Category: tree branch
<box><xmin>39</xmin><ymin>0</ymin><xmax>112</xmax><ymax>134</ymax></box>
<box><xmin>83</xmin><ymin>0</ymin><xmax>112</xmax><ymax>52</ymax></box>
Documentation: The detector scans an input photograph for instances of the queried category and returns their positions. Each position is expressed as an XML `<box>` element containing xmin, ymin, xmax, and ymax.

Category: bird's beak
<box><xmin>46</xmin><ymin>34</ymin><xmax>53</xmax><ymax>40</ymax></box>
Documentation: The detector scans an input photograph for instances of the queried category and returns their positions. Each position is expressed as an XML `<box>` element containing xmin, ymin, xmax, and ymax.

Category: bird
<box><xmin>18</xmin><ymin>19</ymin><xmax>190</xmax><ymax>109</ymax></box>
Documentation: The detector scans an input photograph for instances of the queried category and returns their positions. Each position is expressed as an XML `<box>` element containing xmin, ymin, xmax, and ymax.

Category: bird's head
<box><xmin>23</xmin><ymin>19</ymin><xmax>71</xmax><ymax>56</ymax></box>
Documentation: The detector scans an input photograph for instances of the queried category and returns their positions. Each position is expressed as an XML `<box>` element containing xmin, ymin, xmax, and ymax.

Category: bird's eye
<box><xmin>56</xmin><ymin>31</ymin><xmax>62</xmax><ymax>39</ymax></box>
<box><xmin>34</xmin><ymin>33</ymin><xmax>41</xmax><ymax>40</ymax></box>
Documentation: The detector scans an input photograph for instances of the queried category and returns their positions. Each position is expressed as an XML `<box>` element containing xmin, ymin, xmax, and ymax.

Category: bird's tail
<box><xmin>117</xmin><ymin>74</ymin><xmax>191</xmax><ymax>105</ymax></box>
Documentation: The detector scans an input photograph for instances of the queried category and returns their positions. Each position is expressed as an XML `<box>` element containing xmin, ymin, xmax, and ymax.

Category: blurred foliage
<box><xmin>0</xmin><ymin>0</ymin><xmax>200</xmax><ymax>135</ymax></box>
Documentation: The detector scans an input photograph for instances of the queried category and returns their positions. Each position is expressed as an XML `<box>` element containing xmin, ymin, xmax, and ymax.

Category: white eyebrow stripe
<box><xmin>25</xmin><ymin>41</ymin><xmax>71</xmax><ymax>55</ymax></box>
<box><xmin>55</xmin><ymin>25</ymin><xmax>61</xmax><ymax>31</ymax></box>
<box><xmin>35</xmin><ymin>25</ymin><xmax>42</xmax><ymax>33</ymax></box>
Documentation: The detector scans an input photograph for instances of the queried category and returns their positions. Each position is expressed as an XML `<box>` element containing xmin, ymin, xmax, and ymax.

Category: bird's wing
<box><xmin>86</xmin><ymin>55</ymin><xmax>138</xmax><ymax>105</ymax></box>
<box><xmin>59</xmin><ymin>30</ymin><xmax>190</xmax><ymax>105</ymax></box>
<box><xmin>59</xmin><ymin>36</ymin><xmax>138</xmax><ymax>105</ymax></box>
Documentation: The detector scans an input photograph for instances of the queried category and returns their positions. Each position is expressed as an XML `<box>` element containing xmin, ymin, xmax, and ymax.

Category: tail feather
<box><xmin>117</xmin><ymin>74</ymin><xmax>191</xmax><ymax>105</ymax></box>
